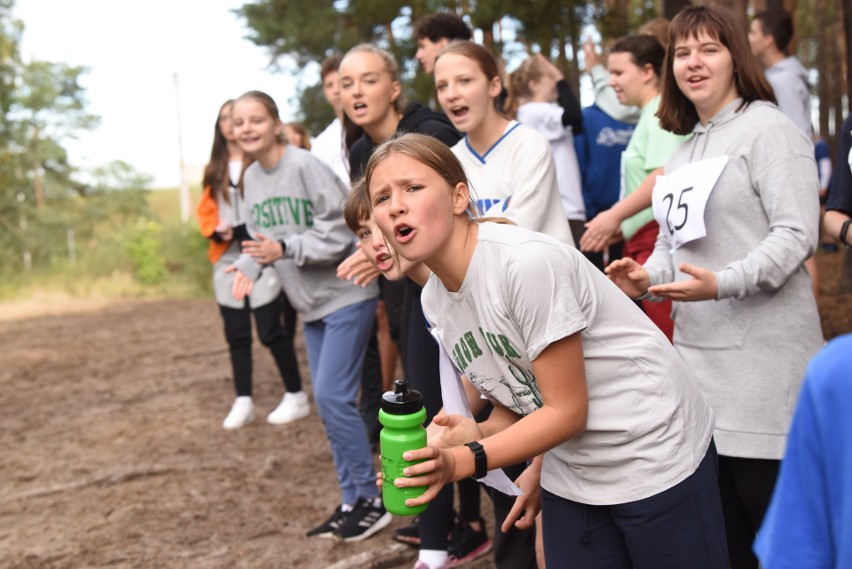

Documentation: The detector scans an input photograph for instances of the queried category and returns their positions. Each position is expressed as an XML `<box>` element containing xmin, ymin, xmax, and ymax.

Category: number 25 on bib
<box><xmin>652</xmin><ymin>156</ymin><xmax>729</xmax><ymax>250</ymax></box>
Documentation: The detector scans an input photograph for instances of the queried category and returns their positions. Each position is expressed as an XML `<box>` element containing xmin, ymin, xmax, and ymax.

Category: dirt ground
<box><xmin>1</xmin><ymin>251</ymin><xmax>849</xmax><ymax>569</ymax></box>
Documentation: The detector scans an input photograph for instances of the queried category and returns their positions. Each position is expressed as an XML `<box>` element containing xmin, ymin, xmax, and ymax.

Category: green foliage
<box><xmin>0</xmin><ymin>2</ymin><xmax>211</xmax><ymax>301</ymax></box>
<box><xmin>237</xmin><ymin>0</ymin><xmax>614</xmax><ymax>112</ymax></box>
<box><xmin>295</xmin><ymin>81</ymin><xmax>338</xmax><ymax>140</ymax></box>
<box><xmin>125</xmin><ymin>219</ymin><xmax>167</xmax><ymax>285</ymax></box>
<box><xmin>158</xmin><ymin>218</ymin><xmax>213</xmax><ymax>296</ymax></box>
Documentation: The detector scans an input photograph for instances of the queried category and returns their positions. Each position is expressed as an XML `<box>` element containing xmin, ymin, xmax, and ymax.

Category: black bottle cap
<box><xmin>381</xmin><ymin>378</ymin><xmax>424</xmax><ymax>415</ymax></box>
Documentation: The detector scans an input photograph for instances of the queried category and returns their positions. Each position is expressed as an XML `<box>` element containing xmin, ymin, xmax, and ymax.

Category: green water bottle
<box><xmin>379</xmin><ymin>378</ymin><xmax>428</xmax><ymax>516</ymax></box>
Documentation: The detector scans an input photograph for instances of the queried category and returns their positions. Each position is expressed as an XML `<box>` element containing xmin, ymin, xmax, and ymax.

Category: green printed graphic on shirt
<box><xmin>252</xmin><ymin>197</ymin><xmax>314</xmax><ymax>229</ymax></box>
<box><xmin>451</xmin><ymin>326</ymin><xmax>542</xmax><ymax>413</ymax></box>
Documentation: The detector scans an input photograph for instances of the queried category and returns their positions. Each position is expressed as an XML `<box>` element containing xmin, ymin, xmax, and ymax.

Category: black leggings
<box><xmin>219</xmin><ymin>293</ymin><xmax>302</xmax><ymax>397</ymax></box>
<box><xmin>718</xmin><ymin>455</ymin><xmax>780</xmax><ymax>569</ymax></box>
<box><xmin>398</xmin><ymin>280</ymin><xmax>455</xmax><ymax>550</ymax></box>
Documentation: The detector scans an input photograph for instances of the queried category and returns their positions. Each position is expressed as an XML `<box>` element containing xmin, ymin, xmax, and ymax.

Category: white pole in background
<box><xmin>174</xmin><ymin>72</ymin><xmax>191</xmax><ymax>223</ymax></box>
<box><xmin>67</xmin><ymin>228</ymin><xmax>76</xmax><ymax>266</ymax></box>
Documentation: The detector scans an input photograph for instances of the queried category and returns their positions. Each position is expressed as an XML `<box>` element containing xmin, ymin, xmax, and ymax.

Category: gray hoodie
<box><xmin>766</xmin><ymin>56</ymin><xmax>813</xmax><ymax>137</ymax></box>
<box><xmin>644</xmin><ymin>99</ymin><xmax>823</xmax><ymax>460</ymax></box>
<box><xmin>234</xmin><ymin>146</ymin><xmax>378</xmax><ymax>322</ymax></box>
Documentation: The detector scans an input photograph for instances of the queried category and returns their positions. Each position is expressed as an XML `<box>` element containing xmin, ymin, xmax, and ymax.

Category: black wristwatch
<box><xmin>464</xmin><ymin>441</ymin><xmax>488</xmax><ymax>480</ymax></box>
<box><xmin>840</xmin><ymin>219</ymin><xmax>851</xmax><ymax>249</ymax></box>
<box><xmin>279</xmin><ymin>240</ymin><xmax>287</xmax><ymax>255</ymax></box>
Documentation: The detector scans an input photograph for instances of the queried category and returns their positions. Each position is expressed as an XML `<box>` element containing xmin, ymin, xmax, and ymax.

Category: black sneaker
<box><xmin>306</xmin><ymin>505</ymin><xmax>346</xmax><ymax>538</ymax></box>
<box><xmin>392</xmin><ymin>516</ymin><xmax>421</xmax><ymax>546</ymax></box>
<box><xmin>334</xmin><ymin>498</ymin><xmax>392</xmax><ymax>542</ymax></box>
<box><xmin>447</xmin><ymin>516</ymin><xmax>492</xmax><ymax>566</ymax></box>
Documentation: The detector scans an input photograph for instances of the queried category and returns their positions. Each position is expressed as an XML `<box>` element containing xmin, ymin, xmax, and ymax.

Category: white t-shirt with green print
<box><xmin>422</xmin><ymin>221</ymin><xmax>713</xmax><ymax>506</ymax></box>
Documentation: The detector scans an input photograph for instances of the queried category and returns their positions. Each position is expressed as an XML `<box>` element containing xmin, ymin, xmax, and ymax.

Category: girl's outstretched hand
<box><xmin>648</xmin><ymin>263</ymin><xmax>718</xmax><ymax>302</ymax></box>
<box><xmin>225</xmin><ymin>266</ymin><xmax>254</xmax><ymax>300</ymax></box>
<box><xmin>426</xmin><ymin>413</ymin><xmax>482</xmax><ymax>449</ymax></box>
<box><xmin>605</xmin><ymin>257</ymin><xmax>649</xmax><ymax>299</ymax></box>
<box><xmin>582</xmin><ymin>38</ymin><xmax>600</xmax><ymax>72</ymax></box>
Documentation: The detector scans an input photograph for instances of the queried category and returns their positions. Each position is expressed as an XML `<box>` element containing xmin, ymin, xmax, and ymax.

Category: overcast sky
<box><xmin>15</xmin><ymin>0</ymin><xmax>300</xmax><ymax>188</ymax></box>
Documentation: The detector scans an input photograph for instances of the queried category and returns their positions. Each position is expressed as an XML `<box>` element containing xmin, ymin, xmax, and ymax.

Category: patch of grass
<box><xmin>2</xmin><ymin>187</ymin><xmax>212</xmax><ymax>304</ymax></box>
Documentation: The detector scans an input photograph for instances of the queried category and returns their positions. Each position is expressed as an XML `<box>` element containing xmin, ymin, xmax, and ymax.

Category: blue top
<box><xmin>573</xmin><ymin>104</ymin><xmax>634</xmax><ymax>219</ymax></box>
<box><xmin>754</xmin><ymin>334</ymin><xmax>852</xmax><ymax>568</ymax></box>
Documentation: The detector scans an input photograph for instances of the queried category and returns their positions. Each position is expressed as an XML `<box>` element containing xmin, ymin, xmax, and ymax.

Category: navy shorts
<box><xmin>540</xmin><ymin>440</ymin><xmax>728</xmax><ymax>569</ymax></box>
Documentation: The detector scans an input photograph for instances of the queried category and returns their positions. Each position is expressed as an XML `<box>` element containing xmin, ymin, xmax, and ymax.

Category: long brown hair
<box><xmin>657</xmin><ymin>5</ymin><xmax>776</xmax><ymax>135</ymax></box>
<box><xmin>285</xmin><ymin>122</ymin><xmax>312</xmax><ymax>150</ymax></box>
<box><xmin>201</xmin><ymin>100</ymin><xmax>234</xmax><ymax>201</ymax></box>
<box><xmin>504</xmin><ymin>55</ymin><xmax>546</xmax><ymax>119</ymax></box>
<box><xmin>436</xmin><ymin>40</ymin><xmax>506</xmax><ymax>116</ymax></box>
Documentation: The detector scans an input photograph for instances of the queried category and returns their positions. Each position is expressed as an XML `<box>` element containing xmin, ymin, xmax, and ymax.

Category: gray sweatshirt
<box><xmin>234</xmin><ymin>145</ymin><xmax>378</xmax><ymax>322</ymax></box>
<box><xmin>643</xmin><ymin>99</ymin><xmax>823</xmax><ymax>460</ymax></box>
<box><xmin>766</xmin><ymin>56</ymin><xmax>813</xmax><ymax>138</ymax></box>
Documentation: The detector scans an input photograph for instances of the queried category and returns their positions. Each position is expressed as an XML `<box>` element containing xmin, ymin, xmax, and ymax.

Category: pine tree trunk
<box><xmin>816</xmin><ymin>0</ymin><xmax>830</xmax><ymax>140</ymax></box>
<box><xmin>662</xmin><ymin>0</ymin><xmax>692</xmax><ymax>20</ymax></box>
<box><xmin>843</xmin><ymin>0</ymin><xmax>852</xmax><ymax>101</ymax></box>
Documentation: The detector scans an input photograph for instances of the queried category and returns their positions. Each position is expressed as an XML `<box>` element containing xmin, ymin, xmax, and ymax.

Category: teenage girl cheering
<box><xmin>226</xmin><ymin>90</ymin><xmax>390</xmax><ymax>542</ymax></box>
<box><xmin>340</xmin><ymin>43</ymin><xmax>460</xmax><ymax>178</ymax></box>
<box><xmin>607</xmin><ymin>6</ymin><xmax>824</xmax><ymax>568</ymax></box>
<box><xmin>434</xmin><ymin>41</ymin><xmax>572</xmax><ymax>245</ymax></box>
<box><xmin>338</xmin><ymin>44</ymin><xmax>497</xmax><ymax>569</ymax></box>
<box><xmin>505</xmin><ymin>53</ymin><xmax>586</xmax><ymax>245</ymax></box>
<box><xmin>364</xmin><ymin>133</ymin><xmax>728</xmax><ymax>569</ymax></box>
<box><xmin>579</xmin><ymin>34</ymin><xmax>687</xmax><ymax>341</ymax></box>
<box><xmin>196</xmin><ymin>100</ymin><xmax>306</xmax><ymax>430</ymax></box>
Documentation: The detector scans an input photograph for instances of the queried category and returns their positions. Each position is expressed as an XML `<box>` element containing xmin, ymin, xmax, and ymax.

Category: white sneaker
<box><xmin>222</xmin><ymin>396</ymin><xmax>255</xmax><ymax>430</ymax></box>
<box><xmin>267</xmin><ymin>391</ymin><xmax>310</xmax><ymax>425</ymax></box>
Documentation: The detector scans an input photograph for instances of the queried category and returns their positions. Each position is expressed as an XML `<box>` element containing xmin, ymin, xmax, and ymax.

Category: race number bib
<box><xmin>652</xmin><ymin>156</ymin><xmax>729</xmax><ymax>250</ymax></box>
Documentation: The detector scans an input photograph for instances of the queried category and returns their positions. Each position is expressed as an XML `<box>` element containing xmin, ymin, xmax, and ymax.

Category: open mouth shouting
<box><xmin>351</xmin><ymin>101</ymin><xmax>368</xmax><ymax>118</ymax></box>
<box><xmin>394</xmin><ymin>223</ymin><xmax>415</xmax><ymax>244</ymax></box>
<box><xmin>374</xmin><ymin>252</ymin><xmax>394</xmax><ymax>272</ymax></box>
<box><xmin>448</xmin><ymin>105</ymin><xmax>469</xmax><ymax>122</ymax></box>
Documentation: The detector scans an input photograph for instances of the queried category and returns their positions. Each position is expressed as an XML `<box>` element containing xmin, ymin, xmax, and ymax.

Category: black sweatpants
<box><xmin>219</xmin><ymin>293</ymin><xmax>302</xmax><ymax>397</ymax></box>
<box><xmin>398</xmin><ymin>279</ymin><xmax>455</xmax><ymax>550</ymax></box>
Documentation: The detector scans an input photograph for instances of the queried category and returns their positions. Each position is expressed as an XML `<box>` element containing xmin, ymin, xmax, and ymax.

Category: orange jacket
<box><xmin>196</xmin><ymin>185</ymin><xmax>230</xmax><ymax>264</ymax></box>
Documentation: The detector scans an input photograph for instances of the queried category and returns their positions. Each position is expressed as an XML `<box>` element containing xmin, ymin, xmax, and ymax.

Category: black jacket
<box><xmin>348</xmin><ymin>102</ymin><xmax>461</xmax><ymax>181</ymax></box>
